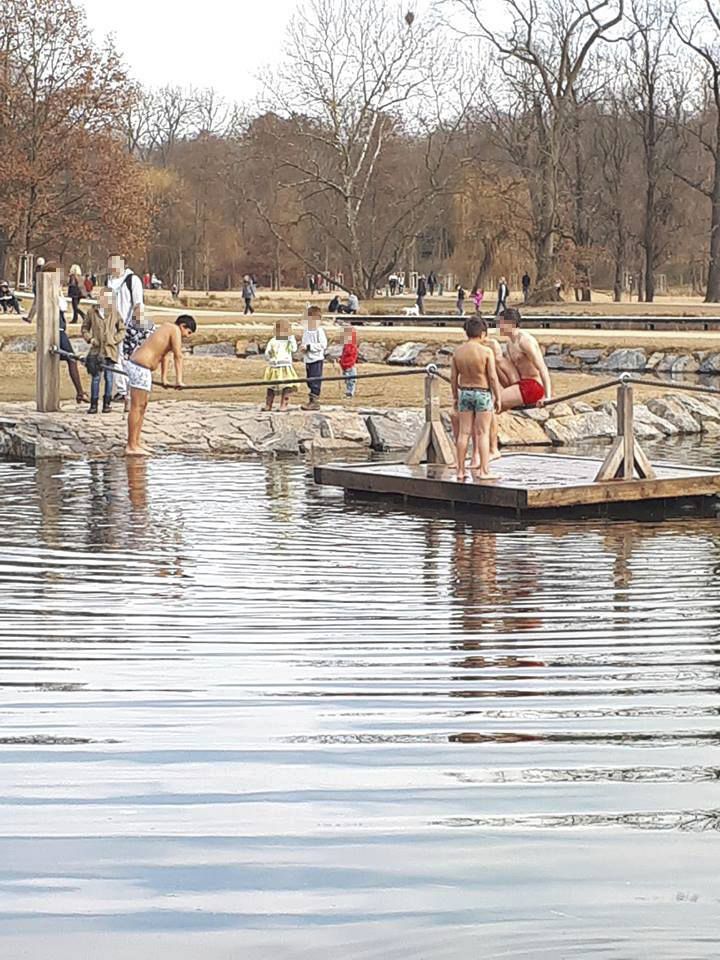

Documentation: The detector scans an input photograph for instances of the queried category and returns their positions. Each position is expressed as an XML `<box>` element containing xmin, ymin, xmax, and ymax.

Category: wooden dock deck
<box><xmin>314</xmin><ymin>453</ymin><xmax>720</xmax><ymax>520</ymax></box>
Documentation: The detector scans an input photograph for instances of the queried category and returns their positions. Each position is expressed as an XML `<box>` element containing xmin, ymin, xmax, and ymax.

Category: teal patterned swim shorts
<box><xmin>458</xmin><ymin>388</ymin><xmax>493</xmax><ymax>413</ymax></box>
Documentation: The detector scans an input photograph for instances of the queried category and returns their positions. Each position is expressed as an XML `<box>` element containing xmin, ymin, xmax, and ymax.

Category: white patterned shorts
<box><xmin>127</xmin><ymin>360</ymin><xmax>152</xmax><ymax>393</ymax></box>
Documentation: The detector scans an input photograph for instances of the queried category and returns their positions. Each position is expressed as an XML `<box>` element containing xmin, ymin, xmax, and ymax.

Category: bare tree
<box><xmin>446</xmin><ymin>0</ymin><xmax>624</xmax><ymax>298</ymax></box>
<box><xmin>625</xmin><ymin>0</ymin><xmax>681</xmax><ymax>302</ymax></box>
<box><xmin>672</xmin><ymin>1</ymin><xmax>720</xmax><ymax>303</ymax></box>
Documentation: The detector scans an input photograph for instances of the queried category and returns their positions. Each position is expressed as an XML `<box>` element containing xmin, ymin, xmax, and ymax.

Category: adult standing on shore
<box><xmin>68</xmin><ymin>265</ymin><xmax>85</xmax><ymax>323</ymax></box>
<box><xmin>107</xmin><ymin>254</ymin><xmax>146</xmax><ymax>408</ymax></box>
<box><xmin>456</xmin><ymin>284</ymin><xmax>466</xmax><ymax>316</ymax></box>
<box><xmin>522</xmin><ymin>272</ymin><xmax>531</xmax><ymax>304</ymax></box>
<box><xmin>495</xmin><ymin>276</ymin><xmax>509</xmax><ymax>316</ymax></box>
<box><xmin>416</xmin><ymin>274</ymin><xmax>427</xmax><ymax>315</ymax></box>
<box><xmin>242</xmin><ymin>275</ymin><xmax>255</xmax><ymax>315</ymax></box>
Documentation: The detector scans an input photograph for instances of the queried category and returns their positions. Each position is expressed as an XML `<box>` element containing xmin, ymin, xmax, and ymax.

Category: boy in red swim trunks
<box><xmin>495</xmin><ymin>307</ymin><xmax>552</xmax><ymax>411</ymax></box>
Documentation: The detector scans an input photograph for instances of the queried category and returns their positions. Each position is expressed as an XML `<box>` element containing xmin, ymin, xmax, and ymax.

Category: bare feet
<box><xmin>125</xmin><ymin>445</ymin><xmax>152</xmax><ymax>457</ymax></box>
<box><xmin>456</xmin><ymin>470</ymin><xmax>467</xmax><ymax>482</ymax></box>
<box><xmin>262</xmin><ymin>405</ymin><xmax>273</xmax><ymax>412</ymax></box>
<box><xmin>489</xmin><ymin>450</ymin><xmax>501</xmax><ymax>462</ymax></box>
<box><xmin>473</xmin><ymin>470</ymin><xmax>498</xmax><ymax>480</ymax></box>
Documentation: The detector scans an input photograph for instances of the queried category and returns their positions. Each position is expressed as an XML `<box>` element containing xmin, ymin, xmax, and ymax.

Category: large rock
<box><xmin>671</xmin><ymin>354</ymin><xmax>701</xmax><ymax>374</ymax></box>
<box><xmin>598</xmin><ymin>348</ymin><xmax>647</xmax><ymax>372</ymax></box>
<box><xmin>4</xmin><ymin>337</ymin><xmax>36</xmax><ymax>353</ymax></box>
<box><xmin>496</xmin><ymin>413</ymin><xmax>550</xmax><ymax>447</ymax></box>
<box><xmin>633</xmin><ymin>403</ymin><xmax>679</xmax><ymax>436</ymax></box>
<box><xmin>646</xmin><ymin>397</ymin><xmax>702</xmax><ymax>433</ymax></box>
<box><xmin>325</xmin><ymin>344</ymin><xmax>343</xmax><ymax>362</ymax></box>
<box><xmin>544</xmin><ymin>410</ymin><xmax>617</xmax><ymax>444</ymax></box>
<box><xmin>237</xmin><ymin>415</ymin><xmax>274</xmax><ymax>445</ymax></box>
<box><xmin>544</xmin><ymin>343</ymin><xmax>563</xmax><ymax>355</ymax></box>
<box><xmin>544</xmin><ymin>353</ymin><xmax>580</xmax><ymax>370</ymax></box>
<box><xmin>235</xmin><ymin>339</ymin><xmax>261</xmax><ymax>356</ymax></box>
<box><xmin>258</xmin><ymin>429</ymin><xmax>300</xmax><ymax>455</ymax></box>
<box><xmin>656</xmin><ymin>353</ymin><xmax>680</xmax><ymax>372</ymax></box>
<box><xmin>193</xmin><ymin>341</ymin><xmax>237</xmax><ymax>356</ymax></box>
<box><xmin>387</xmin><ymin>342</ymin><xmax>428</xmax><ymax>366</ymax></box>
<box><xmin>672</xmin><ymin>393</ymin><xmax>720</xmax><ymax>425</ymax></box>
<box><xmin>646</xmin><ymin>352</ymin><xmax>665</xmax><ymax>370</ymax></box>
<box><xmin>366</xmin><ymin>410</ymin><xmax>424</xmax><ymax>450</ymax></box>
<box><xmin>699</xmin><ymin>352</ymin><xmax>720</xmax><ymax>373</ymax></box>
<box><xmin>570</xmin><ymin>349</ymin><xmax>605</xmax><ymax>364</ymax></box>
<box><xmin>358</xmin><ymin>342</ymin><xmax>388</xmax><ymax>363</ymax></box>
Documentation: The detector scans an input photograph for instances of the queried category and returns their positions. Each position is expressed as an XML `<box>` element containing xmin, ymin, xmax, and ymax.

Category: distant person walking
<box><xmin>301</xmin><ymin>305</ymin><xmax>327</xmax><ymax>410</ymax></box>
<box><xmin>470</xmin><ymin>286</ymin><xmax>484</xmax><ymax>313</ymax></box>
<box><xmin>83</xmin><ymin>274</ymin><xmax>94</xmax><ymax>295</ymax></box>
<box><xmin>67</xmin><ymin>265</ymin><xmax>85</xmax><ymax>323</ymax></box>
<box><xmin>242</xmin><ymin>276</ymin><xmax>255</xmax><ymax>315</ymax></box>
<box><xmin>416</xmin><ymin>274</ymin><xmax>427</xmax><ymax>315</ymax></box>
<box><xmin>495</xmin><ymin>277</ymin><xmax>509</xmax><ymax>316</ymax></box>
<box><xmin>427</xmin><ymin>271</ymin><xmax>437</xmax><ymax>296</ymax></box>
<box><xmin>456</xmin><ymin>284</ymin><xmax>466</xmax><ymax>316</ymax></box>
<box><xmin>522</xmin><ymin>272</ymin><xmax>531</xmax><ymax>304</ymax></box>
<box><xmin>388</xmin><ymin>273</ymin><xmax>398</xmax><ymax>296</ymax></box>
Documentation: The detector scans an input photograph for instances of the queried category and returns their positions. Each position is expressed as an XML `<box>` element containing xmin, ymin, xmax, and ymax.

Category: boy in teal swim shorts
<box><xmin>450</xmin><ymin>317</ymin><xmax>502</xmax><ymax>481</ymax></box>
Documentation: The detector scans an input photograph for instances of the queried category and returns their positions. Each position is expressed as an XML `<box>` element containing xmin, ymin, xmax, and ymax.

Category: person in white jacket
<box><xmin>300</xmin><ymin>305</ymin><xmax>327</xmax><ymax>410</ymax></box>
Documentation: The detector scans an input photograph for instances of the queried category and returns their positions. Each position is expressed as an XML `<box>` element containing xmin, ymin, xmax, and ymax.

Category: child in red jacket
<box><xmin>339</xmin><ymin>326</ymin><xmax>358</xmax><ymax>398</ymax></box>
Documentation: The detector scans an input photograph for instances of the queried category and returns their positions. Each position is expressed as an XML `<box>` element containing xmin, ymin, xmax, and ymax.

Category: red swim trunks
<box><xmin>517</xmin><ymin>378</ymin><xmax>545</xmax><ymax>405</ymax></box>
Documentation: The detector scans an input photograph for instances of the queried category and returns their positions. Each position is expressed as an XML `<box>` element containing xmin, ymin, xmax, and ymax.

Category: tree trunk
<box><xmin>705</xmin><ymin>147</ymin><xmax>720</xmax><ymax>302</ymax></box>
<box><xmin>613</xmin><ymin>256</ymin><xmax>624</xmax><ymax>303</ymax></box>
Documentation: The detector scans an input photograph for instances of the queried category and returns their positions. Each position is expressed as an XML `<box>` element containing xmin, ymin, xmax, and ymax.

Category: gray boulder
<box><xmin>570</xmin><ymin>349</ymin><xmax>605</xmax><ymax>364</ymax></box>
<box><xmin>699</xmin><ymin>352</ymin><xmax>720</xmax><ymax>373</ymax></box>
<box><xmin>366</xmin><ymin>410</ymin><xmax>424</xmax><ymax>450</ymax></box>
<box><xmin>544</xmin><ymin>343</ymin><xmax>563</xmax><ymax>355</ymax></box>
<box><xmin>387</xmin><ymin>342</ymin><xmax>427</xmax><ymax>366</ymax></box>
<box><xmin>647</xmin><ymin>397</ymin><xmax>702</xmax><ymax>433</ymax></box>
<box><xmin>633</xmin><ymin>403</ymin><xmax>679</xmax><ymax>436</ymax></box>
<box><xmin>193</xmin><ymin>341</ymin><xmax>237</xmax><ymax>357</ymax></box>
<box><xmin>358</xmin><ymin>342</ymin><xmax>388</xmax><ymax>364</ymax></box>
<box><xmin>544</xmin><ymin>410</ymin><xmax>617</xmax><ymax>444</ymax></box>
<box><xmin>671</xmin><ymin>354</ymin><xmax>701</xmax><ymax>374</ymax></box>
<box><xmin>646</xmin><ymin>352</ymin><xmax>665</xmax><ymax>370</ymax></box>
<box><xmin>598</xmin><ymin>348</ymin><xmax>647</xmax><ymax>371</ymax></box>
<box><xmin>4</xmin><ymin>337</ymin><xmax>36</xmax><ymax>353</ymax></box>
<box><xmin>544</xmin><ymin>353</ymin><xmax>580</xmax><ymax>370</ymax></box>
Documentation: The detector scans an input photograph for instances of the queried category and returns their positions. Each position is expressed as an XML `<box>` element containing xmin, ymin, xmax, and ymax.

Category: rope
<box><xmin>627</xmin><ymin>375</ymin><xmax>720</xmax><ymax>399</ymax></box>
<box><xmin>51</xmin><ymin>346</ymin><xmax>433</xmax><ymax>390</ymax></box>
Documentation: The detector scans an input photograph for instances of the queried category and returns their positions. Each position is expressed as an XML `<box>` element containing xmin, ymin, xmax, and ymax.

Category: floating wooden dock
<box><xmin>314</xmin><ymin>453</ymin><xmax>720</xmax><ymax>520</ymax></box>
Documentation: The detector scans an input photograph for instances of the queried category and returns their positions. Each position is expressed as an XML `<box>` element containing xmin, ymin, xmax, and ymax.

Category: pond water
<box><xmin>1</xmin><ymin>440</ymin><xmax>720</xmax><ymax>959</ymax></box>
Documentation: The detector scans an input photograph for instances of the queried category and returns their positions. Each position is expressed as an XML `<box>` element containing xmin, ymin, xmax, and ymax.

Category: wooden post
<box><xmin>406</xmin><ymin>371</ymin><xmax>456</xmax><ymax>467</ymax></box>
<box><xmin>594</xmin><ymin>380</ymin><xmax>656</xmax><ymax>482</ymax></box>
<box><xmin>36</xmin><ymin>268</ymin><xmax>60</xmax><ymax>412</ymax></box>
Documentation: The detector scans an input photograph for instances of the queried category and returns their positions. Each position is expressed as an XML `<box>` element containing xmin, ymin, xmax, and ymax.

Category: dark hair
<box><xmin>176</xmin><ymin>314</ymin><xmax>197</xmax><ymax>332</ymax></box>
<box><xmin>501</xmin><ymin>307</ymin><xmax>521</xmax><ymax>325</ymax></box>
<box><xmin>464</xmin><ymin>317</ymin><xmax>487</xmax><ymax>338</ymax></box>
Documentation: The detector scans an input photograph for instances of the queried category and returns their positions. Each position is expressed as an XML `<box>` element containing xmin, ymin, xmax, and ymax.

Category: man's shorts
<box><xmin>517</xmin><ymin>378</ymin><xmax>545</xmax><ymax>405</ymax></box>
<box><xmin>127</xmin><ymin>360</ymin><xmax>152</xmax><ymax>393</ymax></box>
<box><xmin>458</xmin><ymin>388</ymin><xmax>493</xmax><ymax>413</ymax></box>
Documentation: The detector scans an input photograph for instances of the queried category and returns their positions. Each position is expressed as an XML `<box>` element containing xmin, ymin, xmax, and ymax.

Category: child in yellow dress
<box><xmin>263</xmin><ymin>319</ymin><xmax>298</xmax><ymax>411</ymax></box>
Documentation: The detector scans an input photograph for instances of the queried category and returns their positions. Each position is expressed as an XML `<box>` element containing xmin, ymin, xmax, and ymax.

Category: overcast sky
<box><xmin>79</xmin><ymin>0</ymin><xmax>296</xmax><ymax>103</ymax></box>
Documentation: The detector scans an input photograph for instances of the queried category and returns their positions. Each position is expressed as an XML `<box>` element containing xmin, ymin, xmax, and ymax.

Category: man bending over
<box><xmin>495</xmin><ymin>308</ymin><xmax>552</xmax><ymax>408</ymax></box>
<box><xmin>126</xmin><ymin>315</ymin><xmax>196</xmax><ymax>456</ymax></box>
<box><xmin>451</xmin><ymin>317</ymin><xmax>502</xmax><ymax>481</ymax></box>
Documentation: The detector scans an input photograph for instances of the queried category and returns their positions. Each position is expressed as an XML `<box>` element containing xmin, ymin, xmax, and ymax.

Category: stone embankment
<box><xmin>1</xmin><ymin>388</ymin><xmax>719</xmax><ymax>462</ymax></box>
<box><xmin>3</xmin><ymin>330</ymin><xmax>720</xmax><ymax>377</ymax></box>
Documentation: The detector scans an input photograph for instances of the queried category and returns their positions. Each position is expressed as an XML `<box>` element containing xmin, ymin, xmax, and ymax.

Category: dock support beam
<box><xmin>406</xmin><ymin>370</ymin><xmax>456</xmax><ymax>467</ymax></box>
<box><xmin>36</xmin><ymin>267</ymin><xmax>60</xmax><ymax>412</ymax></box>
<box><xmin>594</xmin><ymin>379</ymin><xmax>656</xmax><ymax>482</ymax></box>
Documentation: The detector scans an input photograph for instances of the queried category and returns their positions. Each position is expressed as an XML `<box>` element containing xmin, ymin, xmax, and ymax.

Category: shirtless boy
<box><xmin>451</xmin><ymin>317</ymin><xmax>502</xmax><ymax>481</ymax></box>
<box><xmin>125</xmin><ymin>315</ymin><xmax>197</xmax><ymax>456</ymax></box>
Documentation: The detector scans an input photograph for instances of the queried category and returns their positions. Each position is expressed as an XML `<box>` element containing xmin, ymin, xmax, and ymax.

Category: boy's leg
<box><xmin>126</xmin><ymin>388</ymin><xmax>150</xmax><ymax>455</ymax></box>
<box><xmin>312</xmin><ymin>360</ymin><xmax>324</xmax><ymax>398</ymax></box>
<box><xmin>489</xmin><ymin>414</ymin><xmax>500</xmax><ymax>460</ymax></box>
<box><xmin>349</xmin><ymin>366</ymin><xmax>357</xmax><ymax>397</ymax></box>
<box><xmin>455</xmin><ymin>410</ymin><xmax>473</xmax><ymax>480</ymax></box>
<box><xmin>473</xmin><ymin>411</ymin><xmax>495</xmax><ymax>478</ymax></box>
<box><xmin>89</xmin><ymin>372</ymin><xmax>100</xmax><ymax>409</ymax></box>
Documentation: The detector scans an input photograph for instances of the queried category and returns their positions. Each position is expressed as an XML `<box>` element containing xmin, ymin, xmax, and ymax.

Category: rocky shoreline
<box><xmin>0</xmin><ymin>388</ymin><xmax>719</xmax><ymax>463</ymax></box>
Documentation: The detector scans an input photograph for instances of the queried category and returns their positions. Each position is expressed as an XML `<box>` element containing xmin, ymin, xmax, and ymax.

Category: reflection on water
<box><xmin>1</xmin><ymin>443</ymin><xmax>720</xmax><ymax>959</ymax></box>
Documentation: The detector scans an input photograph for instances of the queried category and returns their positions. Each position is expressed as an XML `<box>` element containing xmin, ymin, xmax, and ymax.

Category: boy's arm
<box><xmin>172</xmin><ymin>327</ymin><xmax>184</xmax><ymax>387</ymax></box>
<box><xmin>450</xmin><ymin>357</ymin><xmax>459</xmax><ymax>408</ymax></box>
<box><xmin>161</xmin><ymin>353</ymin><xmax>169</xmax><ymax>386</ymax></box>
<box><xmin>319</xmin><ymin>328</ymin><xmax>328</xmax><ymax>349</ymax></box>
<box><xmin>113</xmin><ymin>317</ymin><xmax>126</xmax><ymax>344</ymax></box>
<box><xmin>487</xmin><ymin>350</ymin><xmax>502</xmax><ymax>413</ymax></box>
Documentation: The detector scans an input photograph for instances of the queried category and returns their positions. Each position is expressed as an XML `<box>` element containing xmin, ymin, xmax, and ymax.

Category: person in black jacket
<box><xmin>495</xmin><ymin>277</ymin><xmax>509</xmax><ymax>315</ymax></box>
<box><xmin>67</xmin><ymin>268</ymin><xmax>85</xmax><ymax>323</ymax></box>
<box><xmin>416</xmin><ymin>275</ymin><xmax>427</xmax><ymax>315</ymax></box>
